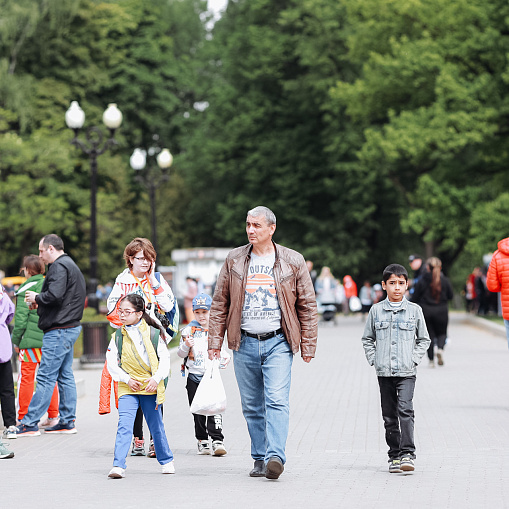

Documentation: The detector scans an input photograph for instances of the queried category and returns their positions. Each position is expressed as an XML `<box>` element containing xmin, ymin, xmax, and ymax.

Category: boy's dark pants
<box><xmin>186</xmin><ymin>377</ymin><xmax>224</xmax><ymax>441</ymax></box>
<box><xmin>378</xmin><ymin>375</ymin><xmax>416</xmax><ymax>460</ymax></box>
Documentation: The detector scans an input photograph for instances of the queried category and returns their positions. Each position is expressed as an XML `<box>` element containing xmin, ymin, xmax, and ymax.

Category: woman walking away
<box><xmin>106</xmin><ymin>294</ymin><xmax>174</xmax><ymax>478</ymax></box>
<box><xmin>412</xmin><ymin>257</ymin><xmax>453</xmax><ymax>367</ymax></box>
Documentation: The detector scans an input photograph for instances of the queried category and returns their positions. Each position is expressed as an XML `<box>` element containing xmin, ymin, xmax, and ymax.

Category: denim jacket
<box><xmin>361</xmin><ymin>298</ymin><xmax>430</xmax><ymax>377</ymax></box>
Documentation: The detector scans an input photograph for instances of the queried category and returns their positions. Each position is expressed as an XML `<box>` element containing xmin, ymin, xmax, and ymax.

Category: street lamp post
<box><xmin>130</xmin><ymin>146</ymin><xmax>173</xmax><ymax>257</ymax></box>
<box><xmin>65</xmin><ymin>101</ymin><xmax>122</xmax><ymax>311</ymax></box>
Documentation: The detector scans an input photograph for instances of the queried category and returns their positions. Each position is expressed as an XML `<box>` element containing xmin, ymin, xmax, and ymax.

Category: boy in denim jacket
<box><xmin>361</xmin><ymin>264</ymin><xmax>430</xmax><ymax>473</ymax></box>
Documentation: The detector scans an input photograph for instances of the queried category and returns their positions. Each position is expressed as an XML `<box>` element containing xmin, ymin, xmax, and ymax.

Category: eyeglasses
<box><xmin>118</xmin><ymin>309</ymin><xmax>138</xmax><ymax>316</ymax></box>
<box><xmin>132</xmin><ymin>256</ymin><xmax>150</xmax><ymax>262</ymax></box>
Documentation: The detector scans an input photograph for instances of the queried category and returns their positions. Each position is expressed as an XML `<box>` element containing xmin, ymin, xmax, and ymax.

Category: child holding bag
<box><xmin>178</xmin><ymin>293</ymin><xmax>230</xmax><ymax>456</ymax></box>
<box><xmin>105</xmin><ymin>294</ymin><xmax>174</xmax><ymax>478</ymax></box>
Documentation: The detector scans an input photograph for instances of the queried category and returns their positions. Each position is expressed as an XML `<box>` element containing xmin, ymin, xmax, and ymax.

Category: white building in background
<box><xmin>161</xmin><ymin>247</ymin><xmax>232</xmax><ymax>300</ymax></box>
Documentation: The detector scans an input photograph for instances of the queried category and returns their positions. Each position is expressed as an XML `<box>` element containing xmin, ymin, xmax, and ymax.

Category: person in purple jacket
<box><xmin>0</xmin><ymin>285</ymin><xmax>15</xmax><ymax>458</ymax></box>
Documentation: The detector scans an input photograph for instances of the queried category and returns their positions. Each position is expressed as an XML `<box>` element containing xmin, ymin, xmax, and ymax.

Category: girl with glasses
<box><xmin>105</xmin><ymin>294</ymin><xmax>174</xmax><ymax>478</ymax></box>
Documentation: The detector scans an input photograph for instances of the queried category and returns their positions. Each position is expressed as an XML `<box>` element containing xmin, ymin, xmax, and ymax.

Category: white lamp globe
<box><xmin>103</xmin><ymin>103</ymin><xmax>123</xmax><ymax>129</ymax></box>
<box><xmin>130</xmin><ymin>148</ymin><xmax>147</xmax><ymax>171</ymax></box>
<box><xmin>65</xmin><ymin>101</ymin><xmax>85</xmax><ymax>129</ymax></box>
<box><xmin>157</xmin><ymin>148</ymin><xmax>173</xmax><ymax>169</ymax></box>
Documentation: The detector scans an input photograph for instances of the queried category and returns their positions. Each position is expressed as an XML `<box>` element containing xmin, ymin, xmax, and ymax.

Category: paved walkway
<box><xmin>2</xmin><ymin>313</ymin><xmax>509</xmax><ymax>509</ymax></box>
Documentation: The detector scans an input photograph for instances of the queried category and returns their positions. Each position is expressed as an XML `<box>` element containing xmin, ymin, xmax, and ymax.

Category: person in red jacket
<box><xmin>486</xmin><ymin>237</ymin><xmax>509</xmax><ymax>347</ymax></box>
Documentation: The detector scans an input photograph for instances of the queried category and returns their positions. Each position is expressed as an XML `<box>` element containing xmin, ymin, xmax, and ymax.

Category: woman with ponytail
<box><xmin>412</xmin><ymin>257</ymin><xmax>453</xmax><ymax>367</ymax></box>
<box><xmin>105</xmin><ymin>294</ymin><xmax>174</xmax><ymax>478</ymax></box>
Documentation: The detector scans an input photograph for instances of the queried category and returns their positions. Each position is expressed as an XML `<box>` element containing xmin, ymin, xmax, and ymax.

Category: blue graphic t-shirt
<box><xmin>241</xmin><ymin>252</ymin><xmax>282</xmax><ymax>334</ymax></box>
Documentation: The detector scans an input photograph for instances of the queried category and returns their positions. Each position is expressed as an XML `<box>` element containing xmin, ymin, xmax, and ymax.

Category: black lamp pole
<box><xmin>130</xmin><ymin>146</ymin><xmax>172</xmax><ymax>264</ymax></box>
<box><xmin>135</xmin><ymin>162</ymin><xmax>169</xmax><ymax>257</ymax></box>
<box><xmin>69</xmin><ymin>127</ymin><xmax>119</xmax><ymax>310</ymax></box>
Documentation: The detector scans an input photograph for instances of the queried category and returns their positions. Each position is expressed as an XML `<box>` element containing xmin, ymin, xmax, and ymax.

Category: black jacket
<box><xmin>36</xmin><ymin>254</ymin><xmax>86</xmax><ymax>332</ymax></box>
<box><xmin>411</xmin><ymin>271</ymin><xmax>453</xmax><ymax>308</ymax></box>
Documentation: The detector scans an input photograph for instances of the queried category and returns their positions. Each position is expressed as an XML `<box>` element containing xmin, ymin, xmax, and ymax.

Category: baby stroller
<box><xmin>317</xmin><ymin>301</ymin><xmax>337</xmax><ymax>323</ymax></box>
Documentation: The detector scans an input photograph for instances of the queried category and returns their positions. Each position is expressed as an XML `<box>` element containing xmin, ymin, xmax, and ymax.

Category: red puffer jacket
<box><xmin>487</xmin><ymin>237</ymin><xmax>509</xmax><ymax>319</ymax></box>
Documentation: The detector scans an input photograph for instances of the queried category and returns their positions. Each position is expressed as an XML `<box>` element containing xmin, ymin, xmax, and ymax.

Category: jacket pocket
<box><xmin>374</xmin><ymin>321</ymin><xmax>389</xmax><ymax>340</ymax></box>
<box><xmin>399</xmin><ymin>321</ymin><xmax>416</xmax><ymax>341</ymax></box>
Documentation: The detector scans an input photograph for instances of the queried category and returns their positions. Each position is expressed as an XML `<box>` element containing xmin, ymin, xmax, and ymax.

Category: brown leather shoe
<box><xmin>265</xmin><ymin>457</ymin><xmax>284</xmax><ymax>479</ymax></box>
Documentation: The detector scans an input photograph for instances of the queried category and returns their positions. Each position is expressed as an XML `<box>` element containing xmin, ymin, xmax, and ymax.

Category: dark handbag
<box><xmin>154</xmin><ymin>306</ymin><xmax>171</xmax><ymax>330</ymax></box>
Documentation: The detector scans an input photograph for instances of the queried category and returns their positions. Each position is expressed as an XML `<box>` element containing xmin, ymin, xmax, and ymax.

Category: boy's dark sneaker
<box><xmin>44</xmin><ymin>420</ymin><xmax>77</xmax><ymax>434</ymax></box>
<box><xmin>15</xmin><ymin>423</ymin><xmax>41</xmax><ymax>437</ymax></box>
<box><xmin>388</xmin><ymin>459</ymin><xmax>402</xmax><ymax>473</ymax></box>
<box><xmin>265</xmin><ymin>457</ymin><xmax>284</xmax><ymax>480</ymax></box>
<box><xmin>400</xmin><ymin>456</ymin><xmax>415</xmax><ymax>471</ymax></box>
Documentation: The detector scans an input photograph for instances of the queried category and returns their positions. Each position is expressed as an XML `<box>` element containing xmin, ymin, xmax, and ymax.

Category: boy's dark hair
<box><xmin>382</xmin><ymin>264</ymin><xmax>408</xmax><ymax>283</ymax></box>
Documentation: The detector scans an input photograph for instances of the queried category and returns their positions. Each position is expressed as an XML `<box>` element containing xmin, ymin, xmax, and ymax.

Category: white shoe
<box><xmin>108</xmin><ymin>466</ymin><xmax>126</xmax><ymax>478</ymax></box>
<box><xmin>197</xmin><ymin>440</ymin><xmax>211</xmax><ymax>455</ymax></box>
<box><xmin>162</xmin><ymin>460</ymin><xmax>175</xmax><ymax>474</ymax></box>
<box><xmin>212</xmin><ymin>440</ymin><xmax>227</xmax><ymax>456</ymax></box>
<box><xmin>39</xmin><ymin>417</ymin><xmax>60</xmax><ymax>429</ymax></box>
<box><xmin>2</xmin><ymin>425</ymin><xmax>17</xmax><ymax>439</ymax></box>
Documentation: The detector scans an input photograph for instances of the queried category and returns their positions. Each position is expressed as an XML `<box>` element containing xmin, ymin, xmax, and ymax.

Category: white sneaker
<box><xmin>212</xmin><ymin>440</ymin><xmax>227</xmax><ymax>456</ymax></box>
<box><xmin>197</xmin><ymin>440</ymin><xmax>211</xmax><ymax>455</ymax></box>
<box><xmin>162</xmin><ymin>460</ymin><xmax>175</xmax><ymax>474</ymax></box>
<box><xmin>108</xmin><ymin>467</ymin><xmax>126</xmax><ymax>479</ymax></box>
<box><xmin>2</xmin><ymin>426</ymin><xmax>17</xmax><ymax>439</ymax></box>
<box><xmin>39</xmin><ymin>417</ymin><xmax>60</xmax><ymax>429</ymax></box>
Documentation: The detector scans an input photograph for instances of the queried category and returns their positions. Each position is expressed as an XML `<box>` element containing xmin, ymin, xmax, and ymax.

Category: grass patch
<box><xmin>479</xmin><ymin>315</ymin><xmax>504</xmax><ymax>326</ymax></box>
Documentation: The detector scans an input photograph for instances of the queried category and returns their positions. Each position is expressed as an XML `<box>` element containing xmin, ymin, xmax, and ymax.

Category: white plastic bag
<box><xmin>190</xmin><ymin>359</ymin><xmax>227</xmax><ymax>416</ymax></box>
<box><xmin>349</xmin><ymin>296</ymin><xmax>362</xmax><ymax>312</ymax></box>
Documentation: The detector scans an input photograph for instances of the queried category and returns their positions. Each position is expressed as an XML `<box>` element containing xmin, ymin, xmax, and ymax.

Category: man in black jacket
<box><xmin>15</xmin><ymin>234</ymin><xmax>86</xmax><ymax>437</ymax></box>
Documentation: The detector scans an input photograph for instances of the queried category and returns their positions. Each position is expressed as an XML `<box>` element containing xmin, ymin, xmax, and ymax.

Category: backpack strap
<box><xmin>154</xmin><ymin>272</ymin><xmax>179</xmax><ymax>339</ymax></box>
<box><xmin>149</xmin><ymin>327</ymin><xmax>161</xmax><ymax>355</ymax></box>
<box><xmin>115</xmin><ymin>328</ymin><xmax>123</xmax><ymax>367</ymax></box>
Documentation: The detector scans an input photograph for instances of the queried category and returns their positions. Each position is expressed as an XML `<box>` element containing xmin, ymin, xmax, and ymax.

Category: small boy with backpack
<box><xmin>178</xmin><ymin>293</ymin><xmax>230</xmax><ymax>456</ymax></box>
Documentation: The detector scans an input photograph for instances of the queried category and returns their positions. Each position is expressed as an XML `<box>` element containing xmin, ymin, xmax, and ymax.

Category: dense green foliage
<box><xmin>1</xmin><ymin>0</ymin><xmax>509</xmax><ymax>290</ymax></box>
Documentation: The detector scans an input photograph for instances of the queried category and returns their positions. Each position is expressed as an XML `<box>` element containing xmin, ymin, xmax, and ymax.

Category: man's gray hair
<box><xmin>247</xmin><ymin>206</ymin><xmax>276</xmax><ymax>226</ymax></box>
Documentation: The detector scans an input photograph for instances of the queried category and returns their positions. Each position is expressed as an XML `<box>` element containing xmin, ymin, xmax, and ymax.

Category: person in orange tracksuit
<box><xmin>10</xmin><ymin>256</ymin><xmax>59</xmax><ymax>433</ymax></box>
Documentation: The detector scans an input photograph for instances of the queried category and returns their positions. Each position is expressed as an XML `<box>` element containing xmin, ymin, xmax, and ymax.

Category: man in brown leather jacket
<box><xmin>209</xmin><ymin>206</ymin><xmax>318</xmax><ymax>480</ymax></box>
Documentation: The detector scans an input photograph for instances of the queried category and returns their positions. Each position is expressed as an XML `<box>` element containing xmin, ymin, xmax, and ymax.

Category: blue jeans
<box><xmin>233</xmin><ymin>332</ymin><xmax>293</xmax><ymax>464</ymax></box>
<box><xmin>114</xmin><ymin>394</ymin><xmax>173</xmax><ymax>468</ymax></box>
<box><xmin>22</xmin><ymin>326</ymin><xmax>81</xmax><ymax>427</ymax></box>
